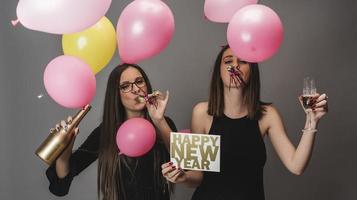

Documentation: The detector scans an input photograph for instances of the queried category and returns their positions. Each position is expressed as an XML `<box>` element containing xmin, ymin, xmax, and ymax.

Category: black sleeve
<box><xmin>164</xmin><ymin>116</ymin><xmax>177</xmax><ymax>132</ymax></box>
<box><xmin>45</xmin><ymin>124</ymin><xmax>101</xmax><ymax>196</ymax></box>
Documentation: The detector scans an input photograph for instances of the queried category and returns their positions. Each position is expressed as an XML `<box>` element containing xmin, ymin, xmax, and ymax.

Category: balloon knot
<box><xmin>11</xmin><ymin>19</ymin><xmax>19</xmax><ymax>26</ymax></box>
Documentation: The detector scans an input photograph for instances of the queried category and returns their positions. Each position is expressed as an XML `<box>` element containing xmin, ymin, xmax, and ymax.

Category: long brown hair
<box><xmin>97</xmin><ymin>63</ymin><xmax>171</xmax><ymax>200</ymax></box>
<box><xmin>208</xmin><ymin>45</ymin><xmax>270</xmax><ymax>120</ymax></box>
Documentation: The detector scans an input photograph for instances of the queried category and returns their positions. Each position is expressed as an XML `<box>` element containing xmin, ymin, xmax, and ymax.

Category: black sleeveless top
<box><xmin>191</xmin><ymin>114</ymin><xmax>266</xmax><ymax>200</ymax></box>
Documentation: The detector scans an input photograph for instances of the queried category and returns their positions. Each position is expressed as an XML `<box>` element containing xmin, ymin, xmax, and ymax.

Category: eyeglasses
<box><xmin>118</xmin><ymin>77</ymin><xmax>146</xmax><ymax>93</ymax></box>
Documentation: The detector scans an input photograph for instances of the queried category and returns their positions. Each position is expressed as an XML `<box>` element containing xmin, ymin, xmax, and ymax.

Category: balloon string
<box><xmin>11</xmin><ymin>19</ymin><xmax>19</xmax><ymax>26</ymax></box>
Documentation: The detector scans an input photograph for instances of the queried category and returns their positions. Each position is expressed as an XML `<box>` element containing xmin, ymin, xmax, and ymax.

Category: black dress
<box><xmin>46</xmin><ymin>117</ymin><xmax>176</xmax><ymax>200</ymax></box>
<box><xmin>191</xmin><ymin>114</ymin><xmax>266</xmax><ymax>200</ymax></box>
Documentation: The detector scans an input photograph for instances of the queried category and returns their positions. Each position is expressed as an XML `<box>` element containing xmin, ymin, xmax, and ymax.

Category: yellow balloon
<box><xmin>62</xmin><ymin>17</ymin><xmax>117</xmax><ymax>74</ymax></box>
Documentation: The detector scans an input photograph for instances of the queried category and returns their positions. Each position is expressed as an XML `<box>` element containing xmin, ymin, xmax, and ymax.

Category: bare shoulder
<box><xmin>259</xmin><ymin>104</ymin><xmax>282</xmax><ymax>136</ymax></box>
<box><xmin>192</xmin><ymin>102</ymin><xmax>212</xmax><ymax>134</ymax></box>
<box><xmin>262</xmin><ymin>104</ymin><xmax>280</xmax><ymax>117</ymax></box>
<box><xmin>193</xmin><ymin>102</ymin><xmax>208</xmax><ymax>115</ymax></box>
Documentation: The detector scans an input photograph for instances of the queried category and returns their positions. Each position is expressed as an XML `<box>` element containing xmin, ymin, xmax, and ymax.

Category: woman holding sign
<box><xmin>45</xmin><ymin>63</ymin><xmax>177</xmax><ymax>200</ymax></box>
<box><xmin>162</xmin><ymin>45</ymin><xmax>328</xmax><ymax>199</ymax></box>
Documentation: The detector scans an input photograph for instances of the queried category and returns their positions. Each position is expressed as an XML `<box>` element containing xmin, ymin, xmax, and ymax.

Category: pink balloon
<box><xmin>116</xmin><ymin>118</ymin><xmax>156</xmax><ymax>157</ymax></box>
<box><xmin>117</xmin><ymin>0</ymin><xmax>175</xmax><ymax>64</ymax></box>
<box><xmin>44</xmin><ymin>55</ymin><xmax>96</xmax><ymax>108</ymax></box>
<box><xmin>15</xmin><ymin>0</ymin><xmax>112</xmax><ymax>34</ymax></box>
<box><xmin>227</xmin><ymin>5</ymin><xmax>284</xmax><ymax>62</ymax></box>
<box><xmin>204</xmin><ymin>0</ymin><xmax>258</xmax><ymax>23</ymax></box>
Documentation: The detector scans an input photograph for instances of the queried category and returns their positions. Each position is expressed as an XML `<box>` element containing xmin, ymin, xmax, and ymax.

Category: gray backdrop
<box><xmin>1</xmin><ymin>0</ymin><xmax>356</xmax><ymax>199</ymax></box>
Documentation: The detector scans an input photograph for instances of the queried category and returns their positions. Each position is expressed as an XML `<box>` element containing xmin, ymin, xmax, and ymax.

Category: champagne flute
<box><xmin>302</xmin><ymin>77</ymin><xmax>317</xmax><ymax>131</ymax></box>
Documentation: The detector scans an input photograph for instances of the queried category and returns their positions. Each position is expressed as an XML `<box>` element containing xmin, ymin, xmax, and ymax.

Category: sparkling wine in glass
<box><xmin>302</xmin><ymin>77</ymin><xmax>317</xmax><ymax>130</ymax></box>
<box><xmin>302</xmin><ymin>77</ymin><xmax>317</xmax><ymax>108</ymax></box>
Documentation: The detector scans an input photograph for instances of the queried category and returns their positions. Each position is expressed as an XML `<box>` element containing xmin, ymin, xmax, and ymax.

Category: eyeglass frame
<box><xmin>118</xmin><ymin>77</ymin><xmax>146</xmax><ymax>93</ymax></box>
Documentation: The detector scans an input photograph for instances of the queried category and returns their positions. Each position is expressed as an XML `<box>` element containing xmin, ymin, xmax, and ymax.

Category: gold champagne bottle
<box><xmin>35</xmin><ymin>104</ymin><xmax>91</xmax><ymax>165</ymax></box>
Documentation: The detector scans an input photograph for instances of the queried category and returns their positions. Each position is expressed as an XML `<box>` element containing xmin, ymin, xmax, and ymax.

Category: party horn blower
<box><xmin>35</xmin><ymin>104</ymin><xmax>91</xmax><ymax>165</ymax></box>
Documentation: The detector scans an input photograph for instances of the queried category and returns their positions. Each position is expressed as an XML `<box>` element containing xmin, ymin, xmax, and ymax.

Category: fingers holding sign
<box><xmin>161</xmin><ymin>162</ymin><xmax>186</xmax><ymax>183</ymax></box>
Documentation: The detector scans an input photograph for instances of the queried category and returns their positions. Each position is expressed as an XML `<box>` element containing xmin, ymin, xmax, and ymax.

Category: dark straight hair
<box><xmin>97</xmin><ymin>63</ymin><xmax>171</xmax><ymax>200</ymax></box>
<box><xmin>207</xmin><ymin>45</ymin><xmax>270</xmax><ymax>120</ymax></box>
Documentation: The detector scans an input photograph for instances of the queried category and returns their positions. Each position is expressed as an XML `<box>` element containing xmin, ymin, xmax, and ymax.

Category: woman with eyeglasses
<box><xmin>161</xmin><ymin>45</ymin><xmax>328</xmax><ymax>199</ymax></box>
<box><xmin>45</xmin><ymin>63</ymin><xmax>177</xmax><ymax>200</ymax></box>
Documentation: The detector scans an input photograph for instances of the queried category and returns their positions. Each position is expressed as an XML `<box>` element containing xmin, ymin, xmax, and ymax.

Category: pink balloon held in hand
<box><xmin>227</xmin><ymin>4</ymin><xmax>284</xmax><ymax>62</ymax></box>
<box><xmin>116</xmin><ymin>118</ymin><xmax>156</xmax><ymax>157</ymax></box>
<box><xmin>117</xmin><ymin>0</ymin><xmax>175</xmax><ymax>64</ymax></box>
<box><xmin>43</xmin><ymin>55</ymin><xmax>96</xmax><ymax>108</ymax></box>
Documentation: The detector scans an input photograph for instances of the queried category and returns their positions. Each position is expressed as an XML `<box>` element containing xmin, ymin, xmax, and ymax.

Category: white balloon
<box><xmin>15</xmin><ymin>0</ymin><xmax>112</xmax><ymax>34</ymax></box>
